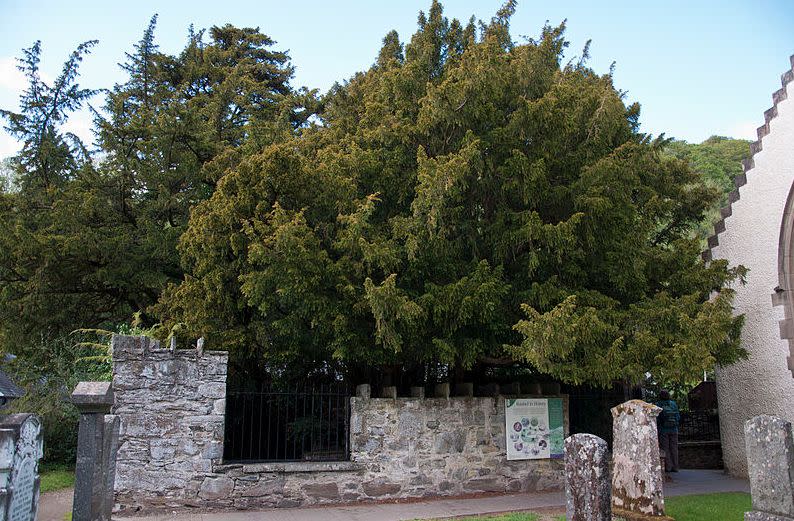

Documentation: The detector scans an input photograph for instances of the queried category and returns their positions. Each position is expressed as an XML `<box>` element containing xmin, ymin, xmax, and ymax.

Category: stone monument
<box><xmin>611</xmin><ymin>400</ymin><xmax>672</xmax><ymax>520</ymax></box>
<box><xmin>565</xmin><ymin>433</ymin><xmax>611</xmax><ymax>521</ymax></box>
<box><xmin>0</xmin><ymin>414</ymin><xmax>43</xmax><ymax>521</ymax></box>
<box><xmin>71</xmin><ymin>381</ymin><xmax>120</xmax><ymax>521</ymax></box>
<box><xmin>744</xmin><ymin>415</ymin><xmax>794</xmax><ymax>520</ymax></box>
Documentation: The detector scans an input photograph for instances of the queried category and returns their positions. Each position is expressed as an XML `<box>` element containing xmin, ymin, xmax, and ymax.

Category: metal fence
<box><xmin>223</xmin><ymin>382</ymin><xmax>351</xmax><ymax>463</ymax></box>
<box><xmin>679</xmin><ymin>410</ymin><xmax>720</xmax><ymax>441</ymax></box>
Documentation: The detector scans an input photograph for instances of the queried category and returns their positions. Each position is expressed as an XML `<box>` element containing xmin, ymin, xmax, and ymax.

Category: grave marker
<box><xmin>565</xmin><ymin>433</ymin><xmax>610</xmax><ymax>521</ymax></box>
<box><xmin>0</xmin><ymin>414</ymin><xmax>43</xmax><ymax>521</ymax></box>
<box><xmin>744</xmin><ymin>415</ymin><xmax>794</xmax><ymax>521</ymax></box>
<box><xmin>611</xmin><ymin>400</ymin><xmax>672</xmax><ymax>520</ymax></box>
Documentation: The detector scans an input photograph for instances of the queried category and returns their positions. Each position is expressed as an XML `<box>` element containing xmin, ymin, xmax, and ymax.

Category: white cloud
<box><xmin>0</xmin><ymin>132</ymin><xmax>20</xmax><ymax>161</ymax></box>
<box><xmin>62</xmin><ymin>107</ymin><xmax>96</xmax><ymax>148</ymax></box>
<box><xmin>726</xmin><ymin>120</ymin><xmax>760</xmax><ymax>141</ymax></box>
<box><xmin>0</xmin><ymin>57</ymin><xmax>27</xmax><ymax>93</ymax></box>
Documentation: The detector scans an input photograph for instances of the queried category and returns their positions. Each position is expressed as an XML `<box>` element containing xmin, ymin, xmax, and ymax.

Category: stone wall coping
<box><xmin>114</xmin><ymin>349</ymin><xmax>228</xmax><ymax>358</ymax></box>
<box><xmin>215</xmin><ymin>461</ymin><xmax>364</xmax><ymax>474</ymax></box>
<box><xmin>350</xmin><ymin>393</ymin><xmax>568</xmax><ymax>401</ymax></box>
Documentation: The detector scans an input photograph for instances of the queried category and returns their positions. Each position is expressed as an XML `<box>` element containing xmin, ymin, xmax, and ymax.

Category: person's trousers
<box><xmin>659</xmin><ymin>431</ymin><xmax>679</xmax><ymax>472</ymax></box>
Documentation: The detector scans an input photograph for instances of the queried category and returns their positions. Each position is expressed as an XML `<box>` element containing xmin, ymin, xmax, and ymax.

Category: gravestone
<box><xmin>71</xmin><ymin>381</ymin><xmax>120</xmax><ymax>521</ymax></box>
<box><xmin>611</xmin><ymin>400</ymin><xmax>673</xmax><ymax>520</ymax></box>
<box><xmin>0</xmin><ymin>414</ymin><xmax>43</xmax><ymax>521</ymax></box>
<box><xmin>744</xmin><ymin>415</ymin><xmax>794</xmax><ymax>521</ymax></box>
<box><xmin>565</xmin><ymin>433</ymin><xmax>610</xmax><ymax>521</ymax></box>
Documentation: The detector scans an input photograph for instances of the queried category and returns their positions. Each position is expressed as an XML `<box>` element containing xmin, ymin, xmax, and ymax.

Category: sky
<box><xmin>0</xmin><ymin>0</ymin><xmax>792</xmax><ymax>160</ymax></box>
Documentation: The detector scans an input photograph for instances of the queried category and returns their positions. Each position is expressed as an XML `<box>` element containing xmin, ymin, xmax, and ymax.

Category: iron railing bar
<box><xmin>326</xmin><ymin>383</ymin><xmax>332</xmax><ymax>454</ymax></box>
<box><xmin>267</xmin><ymin>392</ymin><xmax>272</xmax><ymax>460</ymax></box>
<box><xmin>257</xmin><ymin>392</ymin><xmax>263</xmax><ymax>461</ymax></box>
<box><xmin>310</xmin><ymin>384</ymin><xmax>316</xmax><ymax>460</ymax></box>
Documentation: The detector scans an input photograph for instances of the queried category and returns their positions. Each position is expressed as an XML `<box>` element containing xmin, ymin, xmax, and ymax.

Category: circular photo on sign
<box><xmin>514</xmin><ymin>442</ymin><xmax>524</xmax><ymax>451</ymax></box>
<box><xmin>510</xmin><ymin>433</ymin><xmax>519</xmax><ymax>441</ymax></box>
<box><xmin>513</xmin><ymin>422</ymin><xmax>522</xmax><ymax>432</ymax></box>
<box><xmin>521</xmin><ymin>417</ymin><xmax>530</xmax><ymax>427</ymax></box>
<box><xmin>539</xmin><ymin>439</ymin><xmax>548</xmax><ymax>448</ymax></box>
<box><xmin>530</xmin><ymin>417</ymin><xmax>539</xmax><ymax>427</ymax></box>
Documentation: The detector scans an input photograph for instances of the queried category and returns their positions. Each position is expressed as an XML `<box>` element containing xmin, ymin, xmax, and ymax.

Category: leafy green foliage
<box><xmin>663</xmin><ymin>136</ymin><xmax>750</xmax><ymax>240</ymax></box>
<box><xmin>0</xmin><ymin>20</ymin><xmax>303</xmax><ymax>361</ymax></box>
<box><xmin>155</xmin><ymin>1</ymin><xmax>746</xmax><ymax>387</ymax></box>
<box><xmin>6</xmin><ymin>333</ymin><xmax>110</xmax><ymax>464</ymax></box>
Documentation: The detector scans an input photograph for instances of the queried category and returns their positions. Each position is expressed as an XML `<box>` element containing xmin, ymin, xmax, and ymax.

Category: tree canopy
<box><xmin>0</xmin><ymin>18</ymin><xmax>303</xmax><ymax>362</ymax></box>
<box><xmin>1</xmin><ymin>1</ymin><xmax>747</xmax><ymax>388</ymax></box>
<box><xmin>153</xmin><ymin>1</ymin><xmax>747</xmax><ymax>386</ymax></box>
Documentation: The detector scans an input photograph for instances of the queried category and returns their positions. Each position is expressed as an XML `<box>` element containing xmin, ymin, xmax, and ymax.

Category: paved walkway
<box><xmin>106</xmin><ymin>469</ymin><xmax>749</xmax><ymax>521</ymax></box>
<box><xmin>38</xmin><ymin>487</ymin><xmax>73</xmax><ymax>521</ymax></box>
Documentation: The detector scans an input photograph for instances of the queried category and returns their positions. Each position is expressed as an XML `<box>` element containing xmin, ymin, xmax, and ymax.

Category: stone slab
<box><xmin>744</xmin><ymin>415</ymin><xmax>794</xmax><ymax>517</ymax></box>
<box><xmin>70</xmin><ymin>382</ymin><xmax>114</xmax><ymax>413</ymax></box>
<box><xmin>745</xmin><ymin>512</ymin><xmax>794</xmax><ymax>521</ymax></box>
<box><xmin>611</xmin><ymin>400</ymin><xmax>667</xmax><ymax>517</ymax></box>
<box><xmin>565</xmin><ymin>433</ymin><xmax>610</xmax><ymax>521</ymax></box>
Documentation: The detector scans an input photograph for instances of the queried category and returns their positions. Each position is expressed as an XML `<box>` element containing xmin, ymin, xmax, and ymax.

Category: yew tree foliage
<box><xmin>0</xmin><ymin>18</ymin><xmax>301</xmax><ymax>356</ymax></box>
<box><xmin>156</xmin><ymin>1</ymin><xmax>746</xmax><ymax>386</ymax></box>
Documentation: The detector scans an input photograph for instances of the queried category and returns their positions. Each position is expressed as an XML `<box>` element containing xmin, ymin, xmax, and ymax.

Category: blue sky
<box><xmin>1</xmin><ymin>0</ymin><xmax>792</xmax><ymax>159</ymax></box>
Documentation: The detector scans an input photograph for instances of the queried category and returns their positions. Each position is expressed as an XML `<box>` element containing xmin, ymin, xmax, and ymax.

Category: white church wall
<box><xmin>709</xmin><ymin>58</ymin><xmax>794</xmax><ymax>477</ymax></box>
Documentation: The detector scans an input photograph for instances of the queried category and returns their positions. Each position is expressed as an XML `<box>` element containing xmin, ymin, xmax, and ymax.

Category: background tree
<box><xmin>155</xmin><ymin>1</ymin><xmax>746</xmax><ymax>388</ymax></box>
<box><xmin>0</xmin><ymin>19</ymin><xmax>306</xmax><ymax>362</ymax></box>
<box><xmin>663</xmin><ymin>136</ymin><xmax>751</xmax><ymax>240</ymax></box>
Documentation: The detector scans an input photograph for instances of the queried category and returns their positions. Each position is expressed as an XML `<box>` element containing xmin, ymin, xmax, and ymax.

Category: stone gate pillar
<box><xmin>71</xmin><ymin>381</ymin><xmax>120</xmax><ymax>521</ymax></box>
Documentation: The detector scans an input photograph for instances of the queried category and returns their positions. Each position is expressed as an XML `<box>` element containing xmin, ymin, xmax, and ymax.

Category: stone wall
<box><xmin>110</xmin><ymin>335</ymin><xmax>567</xmax><ymax>513</ymax></box>
<box><xmin>111</xmin><ymin>335</ymin><xmax>228</xmax><ymax>511</ymax></box>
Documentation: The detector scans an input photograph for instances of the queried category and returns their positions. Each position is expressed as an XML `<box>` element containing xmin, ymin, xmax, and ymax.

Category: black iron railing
<box><xmin>223</xmin><ymin>383</ymin><xmax>351</xmax><ymax>463</ymax></box>
<box><xmin>679</xmin><ymin>410</ymin><xmax>720</xmax><ymax>441</ymax></box>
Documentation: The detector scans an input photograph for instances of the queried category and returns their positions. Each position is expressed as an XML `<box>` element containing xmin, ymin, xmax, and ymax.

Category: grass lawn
<box><xmin>665</xmin><ymin>492</ymin><xmax>751</xmax><ymax>521</ymax></box>
<box><xmin>416</xmin><ymin>492</ymin><xmax>751</xmax><ymax>521</ymax></box>
<box><xmin>39</xmin><ymin>463</ymin><xmax>75</xmax><ymax>493</ymax></box>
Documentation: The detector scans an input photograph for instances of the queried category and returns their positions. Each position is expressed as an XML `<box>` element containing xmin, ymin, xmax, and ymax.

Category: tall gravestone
<box><xmin>744</xmin><ymin>415</ymin><xmax>794</xmax><ymax>521</ymax></box>
<box><xmin>71</xmin><ymin>382</ymin><xmax>120</xmax><ymax>521</ymax></box>
<box><xmin>611</xmin><ymin>400</ymin><xmax>672</xmax><ymax>521</ymax></box>
<box><xmin>0</xmin><ymin>414</ymin><xmax>43</xmax><ymax>521</ymax></box>
<box><xmin>565</xmin><ymin>433</ymin><xmax>611</xmax><ymax>521</ymax></box>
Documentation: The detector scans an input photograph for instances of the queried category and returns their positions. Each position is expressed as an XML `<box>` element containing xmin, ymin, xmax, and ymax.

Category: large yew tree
<box><xmin>155</xmin><ymin>1</ymin><xmax>746</xmax><ymax>386</ymax></box>
<box><xmin>0</xmin><ymin>19</ymin><xmax>302</xmax><ymax>358</ymax></box>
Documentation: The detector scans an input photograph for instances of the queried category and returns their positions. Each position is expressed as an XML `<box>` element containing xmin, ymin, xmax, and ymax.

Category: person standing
<box><xmin>656</xmin><ymin>389</ymin><xmax>680</xmax><ymax>472</ymax></box>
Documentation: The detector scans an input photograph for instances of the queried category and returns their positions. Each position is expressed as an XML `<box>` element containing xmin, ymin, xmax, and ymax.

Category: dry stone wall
<box><xmin>111</xmin><ymin>335</ymin><xmax>567</xmax><ymax>513</ymax></box>
<box><xmin>112</xmin><ymin>335</ymin><xmax>228</xmax><ymax>512</ymax></box>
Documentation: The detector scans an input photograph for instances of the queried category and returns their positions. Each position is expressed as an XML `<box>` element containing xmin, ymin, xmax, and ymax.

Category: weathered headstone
<box><xmin>0</xmin><ymin>414</ymin><xmax>43</xmax><ymax>521</ymax></box>
<box><xmin>611</xmin><ymin>400</ymin><xmax>673</xmax><ymax>520</ymax></box>
<box><xmin>565</xmin><ymin>433</ymin><xmax>610</xmax><ymax>521</ymax></box>
<box><xmin>71</xmin><ymin>381</ymin><xmax>120</xmax><ymax>521</ymax></box>
<box><xmin>744</xmin><ymin>415</ymin><xmax>794</xmax><ymax>521</ymax></box>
